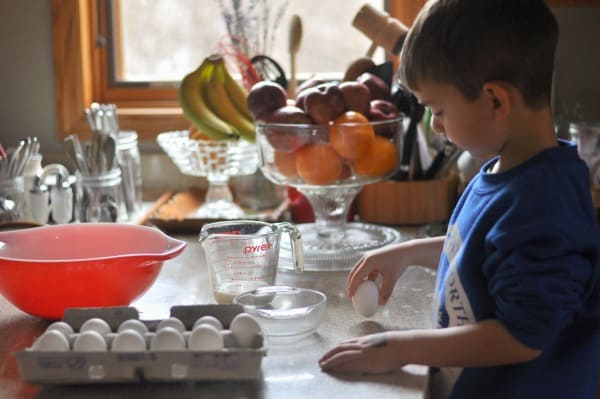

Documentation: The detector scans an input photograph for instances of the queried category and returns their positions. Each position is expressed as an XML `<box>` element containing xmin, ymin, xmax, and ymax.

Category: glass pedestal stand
<box><xmin>279</xmin><ymin>184</ymin><xmax>405</xmax><ymax>271</ymax></box>
<box><xmin>157</xmin><ymin>131</ymin><xmax>257</xmax><ymax>219</ymax></box>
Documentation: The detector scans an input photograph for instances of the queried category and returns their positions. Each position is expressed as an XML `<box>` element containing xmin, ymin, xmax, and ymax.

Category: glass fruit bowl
<box><xmin>157</xmin><ymin>130</ymin><xmax>258</xmax><ymax>218</ymax></box>
<box><xmin>256</xmin><ymin>116</ymin><xmax>407</xmax><ymax>271</ymax></box>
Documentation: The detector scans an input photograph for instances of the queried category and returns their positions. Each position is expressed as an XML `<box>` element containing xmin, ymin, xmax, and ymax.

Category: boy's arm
<box><xmin>319</xmin><ymin>319</ymin><xmax>541</xmax><ymax>374</ymax></box>
<box><xmin>348</xmin><ymin>235</ymin><xmax>445</xmax><ymax>300</ymax></box>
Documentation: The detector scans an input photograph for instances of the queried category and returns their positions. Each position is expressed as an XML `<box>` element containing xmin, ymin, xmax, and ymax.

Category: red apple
<box><xmin>295</xmin><ymin>78</ymin><xmax>326</xmax><ymax>97</ymax></box>
<box><xmin>294</xmin><ymin>89</ymin><xmax>310</xmax><ymax>112</ymax></box>
<box><xmin>369</xmin><ymin>99</ymin><xmax>401</xmax><ymax>138</ymax></box>
<box><xmin>261</xmin><ymin>105</ymin><xmax>313</xmax><ymax>151</ymax></box>
<box><xmin>247</xmin><ymin>81</ymin><xmax>288</xmax><ymax>121</ymax></box>
<box><xmin>357</xmin><ymin>72</ymin><xmax>391</xmax><ymax>101</ymax></box>
<box><xmin>304</xmin><ymin>83</ymin><xmax>346</xmax><ymax>125</ymax></box>
<box><xmin>339</xmin><ymin>81</ymin><xmax>371</xmax><ymax>116</ymax></box>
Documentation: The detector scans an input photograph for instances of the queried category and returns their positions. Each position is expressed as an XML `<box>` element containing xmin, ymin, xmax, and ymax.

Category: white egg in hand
<box><xmin>230</xmin><ymin>313</ymin><xmax>262</xmax><ymax>348</ymax></box>
<box><xmin>193</xmin><ymin>315</ymin><xmax>224</xmax><ymax>331</ymax></box>
<box><xmin>73</xmin><ymin>330</ymin><xmax>108</xmax><ymax>352</ymax></box>
<box><xmin>352</xmin><ymin>280</ymin><xmax>380</xmax><ymax>318</ymax></box>
<box><xmin>188</xmin><ymin>325</ymin><xmax>224</xmax><ymax>351</ymax></box>
<box><xmin>33</xmin><ymin>330</ymin><xmax>71</xmax><ymax>352</ymax></box>
<box><xmin>112</xmin><ymin>329</ymin><xmax>147</xmax><ymax>352</ymax></box>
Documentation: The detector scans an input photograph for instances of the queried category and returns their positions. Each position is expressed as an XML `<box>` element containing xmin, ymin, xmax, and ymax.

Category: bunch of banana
<box><xmin>179</xmin><ymin>54</ymin><xmax>255</xmax><ymax>142</ymax></box>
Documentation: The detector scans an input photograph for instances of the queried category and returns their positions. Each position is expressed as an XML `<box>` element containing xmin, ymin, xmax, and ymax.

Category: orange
<box><xmin>274</xmin><ymin>149</ymin><xmax>298</xmax><ymax>178</ymax></box>
<box><xmin>329</xmin><ymin>111</ymin><xmax>375</xmax><ymax>160</ymax></box>
<box><xmin>295</xmin><ymin>143</ymin><xmax>344</xmax><ymax>185</ymax></box>
<box><xmin>354</xmin><ymin>136</ymin><xmax>398</xmax><ymax>177</ymax></box>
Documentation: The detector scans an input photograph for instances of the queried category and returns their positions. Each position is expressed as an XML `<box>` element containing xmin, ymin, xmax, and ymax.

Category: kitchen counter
<box><xmin>0</xmin><ymin>231</ymin><xmax>436</xmax><ymax>399</ymax></box>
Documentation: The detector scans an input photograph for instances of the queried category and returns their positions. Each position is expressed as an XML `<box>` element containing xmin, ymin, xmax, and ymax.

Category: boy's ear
<box><xmin>482</xmin><ymin>82</ymin><xmax>511</xmax><ymax>120</ymax></box>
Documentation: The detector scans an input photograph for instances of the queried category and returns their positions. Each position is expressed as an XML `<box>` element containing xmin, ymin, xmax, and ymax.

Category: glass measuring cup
<box><xmin>199</xmin><ymin>220</ymin><xmax>303</xmax><ymax>304</ymax></box>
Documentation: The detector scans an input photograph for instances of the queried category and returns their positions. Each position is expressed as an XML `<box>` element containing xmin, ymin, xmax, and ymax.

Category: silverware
<box><xmin>103</xmin><ymin>134</ymin><xmax>116</xmax><ymax>171</ymax></box>
<box><xmin>7</xmin><ymin>140</ymin><xmax>25</xmax><ymax>178</ymax></box>
<box><xmin>64</xmin><ymin>134</ymin><xmax>89</xmax><ymax>175</ymax></box>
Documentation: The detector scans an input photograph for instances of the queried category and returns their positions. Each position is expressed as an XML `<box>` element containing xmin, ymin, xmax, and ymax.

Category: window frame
<box><xmin>51</xmin><ymin>0</ymin><xmax>595</xmax><ymax>141</ymax></box>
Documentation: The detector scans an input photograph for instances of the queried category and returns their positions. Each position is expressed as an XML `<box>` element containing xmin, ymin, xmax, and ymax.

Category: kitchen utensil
<box><xmin>367</xmin><ymin>60</ymin><xmax>394</xmax><ymax>89</ymax></box>
<box><xmin>64</xmin><ymin>134</ymin><xmax>89</xmax><ymax>175</ymax></box>
<box><xmin>199</xmin><ymin>220</ymin><xmax>303</xmax><ymax>304</ymax></box>
<box><xmin>103</xmin><ymin>133</ymin><xmax>116</xmax><ymax>171</ymax></box>
<box><xmin>7</xmin><ymin>140</ymin><xmax>25</xmax><ymax>178</ymax></box>
<box><xmin>0</xmin><ymin>223</ymin><xmax>186</xmax><ymax>319</ymax></box>
<box><xmin>391</xmin><ymin>87</ymin><xmax>425</xmax><ymax>181</ymax></box>
<box><xmin>351</xmin><ymin>3</ymin><xmax>408</xmax><ymax>56</ymax></box>
<box><xmin>233</xmin><ymin>286</ymin><xmax>326</xmax><ymax>341</ymax></box>
<box><xmin>250</xmin><ymin>55</ymin><xmax>287</xmax><ymax>88</ymax></box>
<box><xmin>287</xmin><ymin>14</ymin><xmax>302</xmax><ymax>97</ymax></box>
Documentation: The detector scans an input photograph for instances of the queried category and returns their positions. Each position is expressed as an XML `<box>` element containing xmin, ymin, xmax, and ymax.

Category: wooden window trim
<box><xmin>51</xmin><ymin>0</ymin><xmax>597</xmax><ymax>142</ymax></box>
<box><xmin>52</xmin><ymin>0</ymin><xmax>187</xmax><ymax>141</ymax></box>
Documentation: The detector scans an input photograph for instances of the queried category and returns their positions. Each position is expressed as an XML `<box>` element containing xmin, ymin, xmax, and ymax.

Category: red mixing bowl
<box><xmin>0</xmin><ymin>223</ymin><xmax>186</xmax><ymax>319</ymax></box>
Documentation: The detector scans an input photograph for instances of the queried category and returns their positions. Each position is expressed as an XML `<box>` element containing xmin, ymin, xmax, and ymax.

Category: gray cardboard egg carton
<box><xmin>16</xmin><ymin>304</ymin><xmax>266</xmax><ymax>384</ymax></box>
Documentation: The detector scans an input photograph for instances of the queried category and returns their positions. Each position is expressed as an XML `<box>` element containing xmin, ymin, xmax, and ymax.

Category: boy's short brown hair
<box><xmin>398</xmin><ymin>0</ymin><xmax>559</xmax><ymax>109</ymax></box>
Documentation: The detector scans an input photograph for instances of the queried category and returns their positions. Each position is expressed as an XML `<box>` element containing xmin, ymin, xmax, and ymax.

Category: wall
<box><xmin>0</xmin><ymin>1</ymin><xmax>598</xmax><ymax>182</ymax></box>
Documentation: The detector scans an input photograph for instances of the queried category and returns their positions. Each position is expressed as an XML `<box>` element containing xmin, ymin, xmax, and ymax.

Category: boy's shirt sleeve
<box><xmin>483</xmin><ymin>218</ymin><xmax>599</xmax><ymax>350</ymax></box>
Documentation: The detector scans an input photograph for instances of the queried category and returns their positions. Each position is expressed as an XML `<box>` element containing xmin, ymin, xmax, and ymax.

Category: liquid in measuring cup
<box><xmin>199</xmin><ymin>220</ymin><xmax>303</xmax><ymax>304</ymax></box>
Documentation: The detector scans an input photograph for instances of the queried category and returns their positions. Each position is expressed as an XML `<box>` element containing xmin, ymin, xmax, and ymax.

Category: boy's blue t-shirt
<box><xmin>430</xmin><ymin>141</ymin><xmax>600</xmax><ymax>399</ymax></box>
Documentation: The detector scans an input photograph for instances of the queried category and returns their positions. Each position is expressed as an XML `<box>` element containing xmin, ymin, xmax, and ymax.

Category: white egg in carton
<box><xmin>16</xmin><ymin>304</ymin><xmax>267</xmax><ymax>384</ymax></box>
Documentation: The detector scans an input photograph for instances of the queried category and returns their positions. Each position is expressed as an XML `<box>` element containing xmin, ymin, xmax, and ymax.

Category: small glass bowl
<box><xmin>233</xmin><ymin>286</ymin><xmax>326</xmax><ymax>341</ymax></box>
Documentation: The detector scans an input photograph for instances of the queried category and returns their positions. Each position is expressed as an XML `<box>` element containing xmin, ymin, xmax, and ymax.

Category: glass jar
<box><xmin>0</xmin><ymin>176</ymin><xmax>25</xmax><ymax>222</ymax></box>
<box><xmin>569</xmin><ymin>122</ymin><xmax>600</xmax><ymax>185</ymax></box>
<box><xmin>117</xmin><ymin>130</ymin><xmax>143</xmax><ymax>218</ymax></box>
<box><xmin>76</xmin><ymin>168</ymin><xmax>126</xmax><ymax>223</ymax></box>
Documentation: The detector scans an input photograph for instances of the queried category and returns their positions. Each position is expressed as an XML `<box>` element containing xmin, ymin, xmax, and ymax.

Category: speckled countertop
<box><xmin>0</xmin><ymin>231</ymin><xmax>436</xmax><ymax>399</ymax></box>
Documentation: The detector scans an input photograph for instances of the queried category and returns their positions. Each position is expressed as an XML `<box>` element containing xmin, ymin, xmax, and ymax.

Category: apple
<box><xmin>295</xmin><ymin>78</ymin><xmax>326</xmax><ymax>97</ymax></box>
<box><xmin>339</xmin><ymin>81</ymin><xmax>371</xmax><ymax>116</ymax></box>
<box><xmin>304</xmin><ymin>83</ymin><xmax>346</xmax><ymax>125</ymax></box>
<box><xmin>369</xmin><ymin>99</ymin><xmax>401</xmax><ymax>138</ymax></box>
<box><xmin>294</xmin><ymin>78</ymin><xmax>327</xmax><ymax>111</ymax></box>
<box><xmin>262</xmin><ymin>105</ymin><xmax>312</xmax><ymax>124</ymax></box>
<box><xmin>294</xmin><ymin>89</ymin><xmax>310</xmax><ymax>112</ymax></box>
<box><xmin>261</xmin><ymin>105</ymin><xmax>312</xmax><ymax>151</ymax></box>
<box><xmin>247</xmin><ymin>81</ymin><xmax>288</xmax><ymax>121</ymax></box>
<box><xmin>357</xmin><ymin>72</ymin><xmax>391</xmax><ymax>101</ymax></box>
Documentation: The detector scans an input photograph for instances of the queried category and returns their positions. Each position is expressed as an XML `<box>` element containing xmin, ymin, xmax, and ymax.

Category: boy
<box><xmin>318</xmin><ymin>1</ymin><xmax>600</xmax><ymax>398</ymax></box>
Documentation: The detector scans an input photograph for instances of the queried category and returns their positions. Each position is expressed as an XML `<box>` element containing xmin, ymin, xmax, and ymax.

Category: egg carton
<box><xmin>16</xmin><ymin>304</ymin><xmax>267</xmax><ymax>384</ymax></box>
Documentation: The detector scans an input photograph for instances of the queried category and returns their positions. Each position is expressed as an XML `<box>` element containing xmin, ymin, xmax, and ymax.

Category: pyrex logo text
<box><xmin>243</xmin><ymin>243</ymin><xmax>272</xmax><ymax>254</ymax></box>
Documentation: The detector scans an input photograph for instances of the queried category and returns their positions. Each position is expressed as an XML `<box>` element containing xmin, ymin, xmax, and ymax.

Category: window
<box><xmin>52</xmin><ymin>0</ymin><xmax>424</xmax><ymax>141</ymax></box>
<box><xmin>113</xmin><ymin>0</ymin><xmax>385</xmax><ymax>84</ymax></box>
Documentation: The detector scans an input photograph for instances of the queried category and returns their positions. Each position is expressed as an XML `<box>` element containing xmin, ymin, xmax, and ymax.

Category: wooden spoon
<box><xmin>287</xmin><ymin>14</ymin><xmax>302</xmax><ymax>97</ymax></box>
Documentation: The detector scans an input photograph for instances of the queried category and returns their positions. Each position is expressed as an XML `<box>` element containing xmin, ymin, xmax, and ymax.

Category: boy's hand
<box><xmin>318</xmin><ymin>332</ymin><xmax>406</xmax><ymax>374</ymax></box>
<box><xmin>348</xmin><ymin>236</ymin><xmax>445</xmax><ymax>305</ymax></box>
<box><xmin>348</xmin><ymin>250</ymin><xmax>408</xmax><ymax>306</ymax></box>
